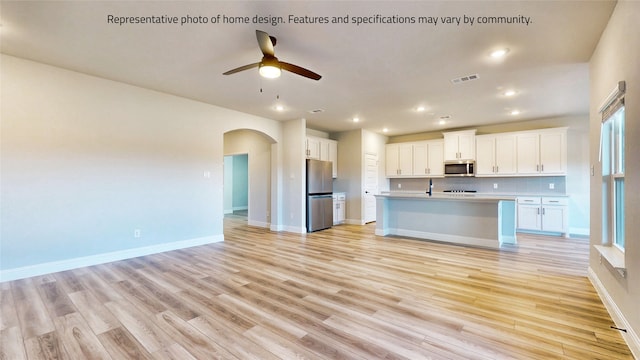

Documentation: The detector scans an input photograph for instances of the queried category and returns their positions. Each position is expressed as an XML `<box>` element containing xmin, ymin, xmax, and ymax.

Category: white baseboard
<box><xmin>248</xmin><ymin>220</ymin><xmax>269</xmax><ymax>228</ymax></box>
<box><xmin>232</xmin><ymin>206</ymin><xmax>248</xmax><ymax>211</ymax></box>
<box><xmin>346</xmin><ymin>218</ymin><xmax>366</xmax><ymax>225</ymax></box>
<box><xmin>223</xmin><ymin>209</ymin><xmax>233</xmax><ymax>214</ymax></box>
<box><xmin>270</xmin><ymin>224</ymin><xmax>284</xmax><ymax>232</ymax></box>
<box><xmin>0</xmin><ymin>235</ymin><xmax>224</xmax><ymax>283</ymax></box>
<box><xmin>588</xmin><ymin>267</ymin><xmax>640</xmax><ymax>359</ymax></box>
<box><xmin>282</xmin><ymin>225</ymin><xmax>306</xmax><ymax>234</ymax></box>
<box><xmin>569</xmin><ymin>226</ymin><xmax>590</xmax><ymax>237</ymax></box>
<box><xmin>393</xmin><ymin>228</ymin><xmax>500</xmax><ymax>249</ymax></box>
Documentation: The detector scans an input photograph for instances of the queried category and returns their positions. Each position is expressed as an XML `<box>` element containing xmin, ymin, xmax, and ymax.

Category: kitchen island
<box><xmin>375</xmin><ymin>192</ymin><xmax>517</xmax><ymax>249</ymax></box>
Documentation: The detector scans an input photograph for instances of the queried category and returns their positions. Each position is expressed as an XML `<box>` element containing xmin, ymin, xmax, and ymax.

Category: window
<box><xmin>600</xmin><ymin>82</ymin><xmax>625</xmax><ymax>251</ymax></box>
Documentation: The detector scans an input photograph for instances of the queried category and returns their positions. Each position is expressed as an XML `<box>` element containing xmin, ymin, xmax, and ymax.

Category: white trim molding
<box><xmin>0</xmin><ymin>235</ymin><xmax>224</xmax><ymax>283</ymax></box>
<box><xmin>248</xmin><ymin>220</ymin><xmax>270</xmax><ymax>228</ymax></box>
<box><xmin>346</xmin><ymin>218</ymin><xmax>367</xmax><ymax>225</ymax></box>
<box><xmin>588</xmin><ymin>267</ymin><xmax>640</xmax><ymax>359</ymax></box>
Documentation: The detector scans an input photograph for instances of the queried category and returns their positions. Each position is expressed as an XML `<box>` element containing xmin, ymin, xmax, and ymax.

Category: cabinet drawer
<box><xmin>517</xmin><ymin>197</ymin><xmax>541</xmax><ymax>204</ymax></box>
<box><xmin>542</xmin><ymin>197</ymin><xmax>568</xmax><ymax>206</ymax></box>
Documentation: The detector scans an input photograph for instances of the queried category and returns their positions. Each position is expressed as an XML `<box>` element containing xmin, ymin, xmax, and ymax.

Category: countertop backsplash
<box><xmin>389</xmin><ymin>176</ymin><xmax>566</xmax><ymax>196</ymax></box>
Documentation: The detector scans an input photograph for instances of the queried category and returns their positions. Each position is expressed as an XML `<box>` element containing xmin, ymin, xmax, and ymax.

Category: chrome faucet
<box><xmin>426</xmin><ymin>178</ymin><xmax>433</xmax><ymax>196</ymax></box>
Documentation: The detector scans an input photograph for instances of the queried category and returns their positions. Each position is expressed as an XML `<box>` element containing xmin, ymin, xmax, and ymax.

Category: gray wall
<box><xmin>589</xmin><ymin>1</ymin><xmax>640</xmax><ymax>355</ymax></box>
<box><xmin>333</xmin><ymin>129</ymin><xmax>363</xmax><ymax>223</ymax></box>
<box><xmin>331</xmin><ymin>129</ymin><xmax>388</xmax><ymax>225</ymax></box>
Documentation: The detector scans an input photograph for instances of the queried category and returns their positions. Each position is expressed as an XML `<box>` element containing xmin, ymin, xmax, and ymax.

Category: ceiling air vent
<box><xmin>308</xmin><ymin>109</ymin><xmax>324</xmax><ymax>114</ymax></box>
<box><xmin>451</xmin><ymin>73</ymin><xmax>480</xmax><ymax>84</ymax></box>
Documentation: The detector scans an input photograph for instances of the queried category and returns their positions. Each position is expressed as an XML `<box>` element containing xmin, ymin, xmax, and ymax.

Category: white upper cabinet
<box><xmin>386</xmin><ymin>143</ymin><xmax>413</xmax><ymax>177</ymax></box>
<box><xmin>516</xmin><ymin>128</ymin><xmax>567</xmax><ymax>176</ymax></box>
<box><xmin>538</xmin><ymin>131</ymin><xmax>566</xmax><ymax>174</ymax></box>
<box><xmin>327</xmin><ymin>139</ymin><xmax>338</xmax><ymax>178</ymax></box>
<box><xmin>443</xmin><ymin>130</ymin><xmax>476</xmax><ymax>161</ymax></box>
<box><xmin>305</xmin><ymin>137</ymin><xmax>321</xmax><ymax>160</ymax></box>
<box><xmin>306</xmin><ymin>136</ymin><xmax>338</xmax><ymax>178</ymax></box>
<box><xmin>413</xmin><ymin>140</ymin><xmax>444</xmax><ymax>177</ymax></box>
<box><xmin>384</xmin><ymin>127</ymin><xmax>566</xmax><ymax>179</ymax></box>
<box><xmin>476</xmin><ymin>134</ymin><xmax>517</xmax><ymax>176</ymax></box>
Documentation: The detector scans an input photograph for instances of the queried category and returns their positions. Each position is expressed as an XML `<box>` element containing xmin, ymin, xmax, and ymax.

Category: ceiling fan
<box><xmin>223</xmin><ymin>30</ymin><xmax>322</xmax><ymax>81</ymax></box>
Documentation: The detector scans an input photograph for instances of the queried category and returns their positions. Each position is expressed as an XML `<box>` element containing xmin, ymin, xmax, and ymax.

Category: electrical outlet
<box><xmin>134</xmin><ymin>229</ymin><xmax>141</xmax><ymax>238</ymax></box>
<box><xmin>397</xmin><ymin>183</ymin><xmax>402</xmax><ymax>189</ymax></box>
<box><xmin>549</xmin><ymin>183</ymin><xmax>555</xmax><ymax>190</ymax></box>
<box><xmin>493</xmin><ymin>183</ymin><xmax>498</xmax><ymax>189</ymax></box>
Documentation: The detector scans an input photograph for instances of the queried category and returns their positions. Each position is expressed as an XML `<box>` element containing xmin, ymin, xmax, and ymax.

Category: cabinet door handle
<box><xmin>496</xmin><ymin>166</ymin><xmax>499</xmax><ymax>173</ymax></box>
<box><xmin>541</xmin><ymin>164</ymin><xmax>544</xmax><ymax>172</ymax></box>
<box><xmin>549</xmin><ymin>200</ymin><xmax>559</xmax><ymax>203</ymax></box>
<box><xmin>537</xmin><ymin>208</ymin><xmax>540</xmax><ymax>215</ymax></box>
<box><xmin>542</xmin><ymin>208</ymin><xmax>546</xmax><ymax>215</ymax></box>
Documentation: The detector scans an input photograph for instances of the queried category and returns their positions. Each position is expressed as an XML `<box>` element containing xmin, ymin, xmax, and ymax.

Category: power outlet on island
<box><xmin>493</xmin><ymin>183</ymin><xmax>498</xmax><ymax>189</ymax></box>
<box><xmin>397</xmin><ymin>183</ymin><xmax>402</xmax><ymax>189</ymax></box>
<box><xmin>549</xmin><ymin>183</ymin><xmax>555</xmax><ymax>190</ymax></box>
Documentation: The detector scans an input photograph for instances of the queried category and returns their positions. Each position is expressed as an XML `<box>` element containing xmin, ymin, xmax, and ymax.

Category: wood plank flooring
<box><xmin>1</xmin><ymin>216</ymin><xmax>634</xmax><ymax>359</ymax></box>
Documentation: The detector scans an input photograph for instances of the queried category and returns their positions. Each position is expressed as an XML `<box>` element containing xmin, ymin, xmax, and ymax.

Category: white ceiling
<box><xmin>1</xmin><ymin>1</ymin><xmax>615</xmax><ymax>136</ymax></box>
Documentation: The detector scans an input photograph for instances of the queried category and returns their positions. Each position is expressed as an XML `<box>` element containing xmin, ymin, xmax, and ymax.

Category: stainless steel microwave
<box><xmin>444</xmin><ymin>160</ymin><xmax>475</xmax><ymax>177</ymax></box>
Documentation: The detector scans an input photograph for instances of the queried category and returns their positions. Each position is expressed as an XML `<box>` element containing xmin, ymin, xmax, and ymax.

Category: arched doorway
<box><xmin>223</xmin><ymin>129</ymin><xmax>277</xmax><ymax>229</ymax></box>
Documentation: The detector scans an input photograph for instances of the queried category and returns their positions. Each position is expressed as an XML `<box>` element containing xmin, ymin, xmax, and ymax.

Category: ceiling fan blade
<box><xmin>280</xmin><ymin>62</ymin><xmax>322</xmax><ymax>80</ymax></box>
<box><xmin>223</xmin><ymin>62</ymin><xmax>260</xmax><ymax>75</ymax></box>
<box><xmin>256</xmin><ymin>30</ymin><xmax>275</xmax><ymax>57</ymax></box>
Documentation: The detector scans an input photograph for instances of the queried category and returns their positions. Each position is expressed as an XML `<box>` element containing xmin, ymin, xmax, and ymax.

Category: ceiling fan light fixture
<box><xmin>259</xmin><ymin>64</ymin><xmax>281</xmax><ymax>78</ymax></box>
<box><xmin>490</xmin><ymin>48</ymin><xmax>510</xmax><ymax>58</ymax></box>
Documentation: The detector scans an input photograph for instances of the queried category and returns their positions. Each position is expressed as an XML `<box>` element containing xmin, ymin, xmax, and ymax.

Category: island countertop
<box><xmin>377</xmin><ymin>191</ymin><xmax>517</xmax><ymax>202</ymax></box>
<box><xmin>375</xmin><ymin>192</ymin><xmax>517</xmax><ymax>248</ymax></box>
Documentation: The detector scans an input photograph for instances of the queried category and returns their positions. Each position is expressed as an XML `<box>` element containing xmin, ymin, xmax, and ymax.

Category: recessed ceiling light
<box><xmin>416</xmin><ymin>106</ymin><xmax>426</xmax><ymax>112</ymax></box>
<box><xmin>439</xmin><ymin>120</ymin><xmax>446</xmax><ymax>125</ymax></box>
<box><xmin>504</xmin><ymin>90</ymin><xmax>516</xmax><ymax>97</ymax></box>
<box><xmin>510</xmin><ymin>110</ymin><xmax>520</xmax><ymax>115</ymax></box>
<box><xmin>353</xmin><ymin>117</ymin><xmax>360</xmax><ymax>123</ymax></box>
<box><xmin>383</xmin><ymin>128</ymin><xmax>389</xmax><ymax>133</ymax></box>
<box><xmin>275</xmin><ymin>105</ymin><xmax>284</xmax><ymax>111</ymax></box>
<box><xmin>490</xmin><ymin>48</ymin><xmax>510</xmax><ymax>58</ymax></box>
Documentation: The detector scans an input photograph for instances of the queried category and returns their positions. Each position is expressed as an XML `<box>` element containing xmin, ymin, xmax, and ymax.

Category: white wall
<box><xmin>223</xmin><ymin>155</ymin><xmax>234</xmax><ymax>214</ymax></box>
<box><xmin>0</xmin><ymin>55</ymin><xmax>288</xmax><ymax>280</ymax></box>
<box><xmin>589</xmin><ymin>1</ymin><xmax>640</xmax><ymax>356</ymax></box>
<box><xmin>282</xmin><ymin>119</ymin><xmax>306</xmax><ymax>233</ymax></box>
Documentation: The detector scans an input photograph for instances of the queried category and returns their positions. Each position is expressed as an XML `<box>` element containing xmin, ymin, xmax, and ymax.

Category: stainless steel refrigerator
<box><xmin>306</xmin><ymin>159</ymin><xmax>333</xmax><ymax>232</ymax></box>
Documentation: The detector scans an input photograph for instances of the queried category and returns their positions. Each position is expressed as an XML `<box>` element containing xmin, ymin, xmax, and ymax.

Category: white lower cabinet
<box><xmin>333</xmin><ymin>193</ymin><xmax>346</xmax><ymax>225</ymax></box>
<box><xmin>517</xmin><ymin>196</ymin><xmax>568</xmax><ymax>236</ymax></box>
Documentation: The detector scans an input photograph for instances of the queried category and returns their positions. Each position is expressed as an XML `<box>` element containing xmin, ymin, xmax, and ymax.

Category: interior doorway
<box><xmin>223</xmin><ymin>129</ymin><xmax>274</xmax><ymax>229</ymax></box>
<box><xmin>363</xmin><ymin>153</ymin><xmax>378</xmax><ymax>223</ymax></box>
<box><xmin>223</xmin><ymin>154</ymin><xmax>248</xmax><ymax>218</ymax></box>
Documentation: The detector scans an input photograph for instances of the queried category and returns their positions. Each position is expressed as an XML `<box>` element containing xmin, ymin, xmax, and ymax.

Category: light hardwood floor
<box><xmin>1</xmin><ymin>216</ymin><xmax>634</xmax><ymax>359</ymax></box>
